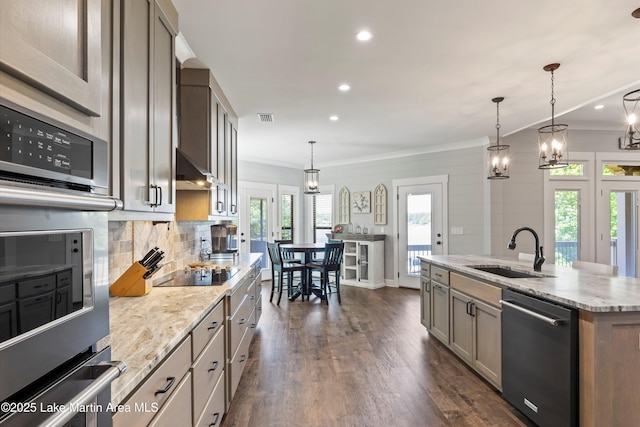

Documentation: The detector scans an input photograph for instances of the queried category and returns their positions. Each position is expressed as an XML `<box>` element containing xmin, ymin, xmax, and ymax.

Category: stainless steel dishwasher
<box><xmin>500</xmin><ymin>289</ymin><xmax>578</xmax><ymax>427</ymax></box>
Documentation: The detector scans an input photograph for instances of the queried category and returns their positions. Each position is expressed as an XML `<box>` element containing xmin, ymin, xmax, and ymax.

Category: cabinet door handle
<box><xmin>216</xmin><ymin>201</ymin><xmax>224</xmax><ymax>212</ymax></box>
<box><xmin>157</xmin><ymin>185</ymin><xmax>163</xmax><ymax>206</ymax></box>
<box><xmin>208</xmin><ymin>361</ymin><xmax>219</xmax><ymax>372</ymax></box>
<box><xmin>210</xmin><ymin>412</ymin><xmax>220</xmax><ymax>426</ymax></box>
<box><xmin>238</xmin><ymin>318</ymin><xmax>246</xmax><ymax>325</ymax></box>
<box><xmin>154</xmin><ymin>376</ymin><xmax>175</xmax><ymax>396</ymax></box>
<box><xmin>207</xmin><ymin>321</ymin><xmax>219</xmax><ymax>330</ymax></box>
<box><xmin>239</xmin><ymin>354</ymin><xmax>247</xmax><ymax>363</ymax></box>
<box><xmin>148</xmin><ymin>184</ymin><xmax>157</xmax><ymax>207</ymax></box>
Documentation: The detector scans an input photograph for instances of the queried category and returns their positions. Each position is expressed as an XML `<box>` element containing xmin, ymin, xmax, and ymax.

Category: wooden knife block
<box><xmin>110</xmin><ymin>262</ymin><xmax>152</xmax><ymax>297</ymax></box>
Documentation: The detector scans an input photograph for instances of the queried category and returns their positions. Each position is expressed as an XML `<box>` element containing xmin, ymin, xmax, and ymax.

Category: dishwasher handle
<box><xmin>500</xmin><ymin>299</ymin><xmax>561</xmax><ymax>326</ymax></box>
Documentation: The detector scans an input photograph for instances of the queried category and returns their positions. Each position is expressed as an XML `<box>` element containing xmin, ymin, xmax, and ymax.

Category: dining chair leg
<box><xmin>336</xmin><ymin>272</ymin><xmax>341</xmax><ymax>304</ymax></box>
<box><xmin>277</xmin><ymin>273</ymin><xmax>283</xmax><ymax>306</ymax></box>
<box><xmin>270</xmin><ymin>271</ymin><xmax>277</xmax><ymax>303</ymax></box>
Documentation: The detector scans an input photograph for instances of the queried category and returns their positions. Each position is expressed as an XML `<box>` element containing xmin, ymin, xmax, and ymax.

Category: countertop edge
<box><xmin>418</xmin><ymin>255</ymin><xmax>640</xmax><ymax>313</ymax></box>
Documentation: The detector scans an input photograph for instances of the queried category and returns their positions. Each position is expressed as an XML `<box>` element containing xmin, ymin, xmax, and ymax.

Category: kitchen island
<box><xmin>109</xmin><ymin>253</ymin><xmax>262</xmax><ymax>425</ymax></box>
<box><xmin>419</xmin><ymin>255</ymin><xmax>640</xmax><ymax>427</ymax></box>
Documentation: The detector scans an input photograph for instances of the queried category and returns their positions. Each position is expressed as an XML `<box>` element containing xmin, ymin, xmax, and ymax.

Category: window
<box><xmin>281</xmin><ymin>194</ymin><xmax>294</xmax><ymax>241</ymax></box>
<box><xmin>550</xmin><ymin>163</ymin><xmax>584</xmax><ymax>176</ymax></box>
<box><xmin>313</xmin><ymin>193</ymin><xmax>333</xmax><ymax>243</ymax></box>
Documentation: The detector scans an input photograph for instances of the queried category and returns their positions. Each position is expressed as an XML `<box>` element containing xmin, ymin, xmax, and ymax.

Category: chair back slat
<box><xmin>323</xmin><ymin>242</ymin><xmax>344</xmax><ymax>267</ymax></box>
<box><xmin>267</xmin><ymin>242</ymin><xmax>283</xmax><ymax>267</ymax></box>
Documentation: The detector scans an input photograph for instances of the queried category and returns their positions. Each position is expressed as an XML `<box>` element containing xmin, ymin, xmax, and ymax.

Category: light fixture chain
<box><xmin>550</xmin><ymin>69</ymin><xmax>556</xmax><ymax>126</ymax></box>
<box><xmin>495</xmin><ymin>100</ymin><xmax>501</xmax><ymax>146</ymax></box>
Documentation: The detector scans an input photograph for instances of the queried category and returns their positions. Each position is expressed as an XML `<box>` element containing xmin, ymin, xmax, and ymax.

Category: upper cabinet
<box><xmin>114</xmin><ymin>0</ymin><xmax>178</xmax><ymax>218</ymax></box>
<box><xmin>176</xmin><ymin>67</ymin><xmax>238</xmax><ymax>220</ymax></box>
<box><xmin>0</xmin><ymin>0</ymin><xmax>103</xmax><ymax>116</ymax></box>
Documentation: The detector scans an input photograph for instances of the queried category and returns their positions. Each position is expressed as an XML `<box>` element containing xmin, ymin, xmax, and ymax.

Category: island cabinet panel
<box><xmin>195</xmin><ymin>372</ymin><xmax>225</xmax><ymax>427</ymax></box>
<box><xmin>449</xmin><ymin>289</ymin><xmax>474</xmax><ymax>364</ymax></box>
<box><xmin>430</xmin><ymin>267</ymin><xmax>450</xmax><ymax>344</ymax></box>
<box><xmin>472</xmin><ymin>299</ymin><xmax>501</xmax><ymax>388</ymax></box>
<box><xmin>420</xmin><ymin>276</ymin><xmax>431</xmax><ymax>330</ymax></box>
<box><xmin>579</xmin><ymin>311</ymin><xmax>640</xmax><ymax>427</ymax></box>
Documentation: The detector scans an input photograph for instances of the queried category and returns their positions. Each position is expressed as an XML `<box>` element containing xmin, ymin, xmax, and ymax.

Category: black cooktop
<box><xmin>155</xmin><ymin>267</ymin><xmax>239</xmax><ymax>287</ymax></box>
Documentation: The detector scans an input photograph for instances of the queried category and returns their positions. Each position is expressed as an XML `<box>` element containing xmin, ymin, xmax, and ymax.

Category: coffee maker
<box><xmin>210</xmin><ymin>223</ymin><xmax>238</xmax><ymax>253</ymax></box>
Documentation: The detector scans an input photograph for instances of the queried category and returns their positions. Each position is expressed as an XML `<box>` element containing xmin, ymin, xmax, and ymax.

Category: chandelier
<box><xmin>303</xmin><ymin>141</ymin><xmax>320</xmax><ymax>194</ymax></box>
<box><xmin>538</xmin><ymin>63</ymin><xmax>568</xmax><ymax>169</ymax></box>
<box><xmin>487</xmin><ymin>97</ymin><xmax>509</xmax><ymax>179</ymax></box>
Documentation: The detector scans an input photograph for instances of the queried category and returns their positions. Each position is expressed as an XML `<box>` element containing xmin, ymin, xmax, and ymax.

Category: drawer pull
<box><xmin>207</xmin><ymin>321</ymin><xmax>219</xmax><ymax>330</ymax></box>
<box><xmin>250</xmin><ymin>295</ymin><xmax>256</xmax><ymax>300</ymax></box>
<box><xmin>209</xmin><ymin>412</ymin><xmax>220</xmax><ymax>426</ymax></box>
<box><xmin>239</xmin><ymin>354</ymin><xmax>247</xmax><ymax>363</ymax></box>
<box><xmin>208</xmin><ymin>361</ymin><xmax>219</xmax><ymax>372</ymax></box>
<box><xmin>251</xmin><ymin>323</ymin><xmax>256</xmax><ymax>329</ymax></box>
<box><xmin>154</xmin><ymin>376</ymin><xmax>175</xmax><ymax>396</ymax></box>
<box><xmin>238</xmin><ymin>318</ymin><xmax>246</xmax><ymax>325</ymax></box>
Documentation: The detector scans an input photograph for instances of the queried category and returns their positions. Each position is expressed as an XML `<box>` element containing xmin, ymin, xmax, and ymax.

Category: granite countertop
<box><xmin>419</xmin><ymin>255</ymin><xmax>640</xmax><ymax>312</ymax></box>
<box><xmin>109</xmin><ymin>253</ymin><xmax>262</xmax><ymax>405</ymax></box>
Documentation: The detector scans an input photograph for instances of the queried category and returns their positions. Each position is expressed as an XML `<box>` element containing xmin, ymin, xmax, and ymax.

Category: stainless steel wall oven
<box><xmin>0</xmin><ymin>98</ymin><xmax>124</xmax><ymax>426</ymax></box>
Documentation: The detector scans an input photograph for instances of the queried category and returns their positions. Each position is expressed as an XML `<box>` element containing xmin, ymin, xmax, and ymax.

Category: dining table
<box><xmin>279</xmin><ymin>242</ymin><xmax>326</xmax><ymax>301</ymax></box>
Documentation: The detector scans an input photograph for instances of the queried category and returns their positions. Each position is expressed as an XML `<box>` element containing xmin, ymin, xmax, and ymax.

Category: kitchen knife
<box><xmin>143</xmin><ymin>250</ymin><xmax>162</xmax><ymax>268</ymax></box>
<box><xmin>140</xmin><ymin>247</ymin><xmax>159</xmax><ymax>266</ymax></box>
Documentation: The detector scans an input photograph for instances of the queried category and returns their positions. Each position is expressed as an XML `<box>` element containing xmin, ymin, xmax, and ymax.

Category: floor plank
<box><xmin>222</xmin><ymin>284</ymin><xmax>533</xmax><ymax>427</ymax></box>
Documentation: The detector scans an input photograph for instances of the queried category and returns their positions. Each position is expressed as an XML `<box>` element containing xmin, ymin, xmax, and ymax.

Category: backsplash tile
<box><xmin>108</xmin><ymin>220</ymin><xmax>216</xmax><ymax>287</ymax></box>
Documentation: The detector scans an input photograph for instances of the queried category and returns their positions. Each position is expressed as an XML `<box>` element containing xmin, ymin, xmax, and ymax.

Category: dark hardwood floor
<box><xmin>222</xmin><ymin>284</ymin><xmax>533</xmax><ymax>427</ymax></box>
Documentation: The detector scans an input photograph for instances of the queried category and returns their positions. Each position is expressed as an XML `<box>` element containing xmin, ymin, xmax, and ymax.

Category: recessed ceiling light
<box><xmin>594</xmin><ymin>104</ymin><xmax>604</xmax><ymax>110</ymax></box>
<box><xmin>329</xmin><ymin>115</ymin><xmax>339</xmax><ymax>121</ymax></box>
<box><xmin>356</xmin><ymin>30</ymin><xmax>372</xmax><ymax>41</ymax></box>
<box><xmin>338</xmin><ymin>84</ymin><xmax>350</xmax><ymax>92</ymax></box>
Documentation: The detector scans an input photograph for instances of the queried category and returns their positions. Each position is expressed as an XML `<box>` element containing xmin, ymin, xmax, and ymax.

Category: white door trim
<box><xmin>392</xmin><ymin>175</ymin><xmax>449</xmax><ymax>287</ymax></box>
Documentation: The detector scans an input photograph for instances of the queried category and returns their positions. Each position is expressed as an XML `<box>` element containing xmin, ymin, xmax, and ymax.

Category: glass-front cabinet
<box><xmin>340</xmin><ymin>237</ymin><xmax>384</xmax><ymax>288</ymax></box>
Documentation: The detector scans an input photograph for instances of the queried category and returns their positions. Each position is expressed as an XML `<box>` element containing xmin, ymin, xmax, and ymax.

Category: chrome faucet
<box><xmin>507</xmin><ymin>227</ymin><xmax>545</xmax><ymax>271</ymax></box>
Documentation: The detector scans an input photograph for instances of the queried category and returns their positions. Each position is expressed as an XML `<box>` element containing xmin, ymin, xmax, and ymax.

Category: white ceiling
<box><xmin>172</xmin><ymin>0</ymin><xmax>640</xmax><ymax>168</ymax></box>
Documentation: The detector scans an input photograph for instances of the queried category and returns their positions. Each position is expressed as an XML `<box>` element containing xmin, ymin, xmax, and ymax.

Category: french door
<box><xmin>544</xmin><ymin>181</ymin><xmax>592</xmax><ymax>266</ymax></box>
<box><xmin>597</xmin><ymin>182</ymin><xmax>639</xmax><ymax>277</ymax></box>
<box><xmin>238</xmin><ymin>183</ymin><xmax>276</xmax><ymax>279</ymax></box>
<box><xmin>394</xmin><ymin>177</ymin><xmax>448</xmax><ymax>289</ymax></box>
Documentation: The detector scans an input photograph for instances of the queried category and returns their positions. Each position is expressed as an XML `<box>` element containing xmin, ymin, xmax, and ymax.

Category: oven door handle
<box><xmin>0</xmin><ymin>186</ymin><xmax>123</xmax><ymax>211</ymax></box>
<box><xmin>40</xmin><ymin>361</ymin><xmax>127</xmax><ymax>427</ymax></box>
<box><xmin>500</xmin><ymin>299</ymin><xmax>561</xmax><ymax>326</ymax></box>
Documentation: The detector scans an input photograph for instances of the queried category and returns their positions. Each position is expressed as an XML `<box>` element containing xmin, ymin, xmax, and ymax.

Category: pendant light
<box><xmin>621</xmin><ymin>89</ymin><xmax>640</xmax><ymax>149</ymax></box>
<box><xmin>303</xmin><ymin>141</ymin><xmax>320</xmax><ymax>194</ymax></box>
<box><xmin>620</xmin><ymin>10</ymin><xmax>640</xmax><ymax>149</ymax></box>
<box><xmin>538</xmin><ymin>63</ymin><xmax>569</xmax><ymax>169</ymax></box>
<box><xmin>487</xmin><ymin>97</ymin><xmax>509</xmax><ymax>179</ymax></box>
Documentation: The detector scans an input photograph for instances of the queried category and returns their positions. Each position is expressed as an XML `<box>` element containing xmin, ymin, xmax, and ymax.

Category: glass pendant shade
<box><xmin>487</xmin><ymin>97</ymin><xmax>509</xmax><ymax>179</ymax></box>
<box><xmin>303</xmin><ymin>141</ymin><xmax>320</xmax><ymax>194</ymax></box>
<box><xmin>620</xmin><ymin>88</ymin><xmax>640</xmax><ymax>150</ymax></box>
<box><xmin>538</xmin><ymin>63</ymin><xmax>568</xmax><ymax>169</ymax></box>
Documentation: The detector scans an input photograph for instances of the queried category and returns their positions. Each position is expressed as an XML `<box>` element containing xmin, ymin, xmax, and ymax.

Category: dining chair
<box><xmin>305</xmin><ymin>242</ymin><xmax>344</xmax><ymax>304</ymax></box>
<box><xmin>571</xmin><ymin>260</ymin><xmax>618</xmax><ymax>276</ymax></box>
<box><xmin>267</xmin><ymin>242</ymin><xmax>305</xmax><ymax>305</ymax></box>
<box><xmin>274</xmin><ymin>239</ymin><xmax>301</xmax><ymax>264</ymax></box>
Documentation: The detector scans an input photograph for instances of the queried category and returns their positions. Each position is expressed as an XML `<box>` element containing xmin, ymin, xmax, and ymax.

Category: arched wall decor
<box><xmin>374</xmin><ymin>184</ymin><xmax>387</xmax><ymax>225</ymax></box>
<box><xmin>338</xmin><ymin>186</ymin><xmax>350</xmax><ymax>224</ymax></box>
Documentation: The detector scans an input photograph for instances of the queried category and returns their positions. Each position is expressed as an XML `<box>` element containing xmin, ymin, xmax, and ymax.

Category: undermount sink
<box><xmin>467</xmin><ymin>265</ymin><xmax>553</xmax><ymax>279</ymax></box>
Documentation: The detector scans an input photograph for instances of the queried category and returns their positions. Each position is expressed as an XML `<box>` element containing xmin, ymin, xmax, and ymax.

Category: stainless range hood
<box><xmin>175</xmin><ymin>148</ymin><xmax>220</xmax><ymax>190</ymax></box>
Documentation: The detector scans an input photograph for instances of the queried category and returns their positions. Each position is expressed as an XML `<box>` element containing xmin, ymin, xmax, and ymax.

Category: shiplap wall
<box><xmin>239</xmin><ymin>128</ymin><xmax>623</xmax><ymax>281</ymax></box>
<box><xmin>241</xmin><ymin>145</ymin><xmax>491</xmax><ymax>281</ymax></box>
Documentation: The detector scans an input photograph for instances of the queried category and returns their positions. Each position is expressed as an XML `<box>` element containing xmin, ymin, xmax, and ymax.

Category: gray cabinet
<box><xmin>430</xmin><ymin>266</ymin><xmax>450</xmax><ymax>344</ymax></box>
<box><xmin>118</xmin><ymin>0</ymin><xmax>177</xmax><ymax>216</ymax></box>
<box><xmin>0</xmin><ymin>0</ymin><xmax>103</xmax><ymax>116</ymax></box>
<box><xmin>450</xmin><ymin>289</ymin><xmax>474</xmax><ymax>364</ymax></box>
<box><xmin>420</xmin><ymin>261</ymin><xmax>431</xmax><ymax>330</ymax></box>
<box><xmin>176</xmin><ymin>68</ymin><xmax>238</xmax><ymax>220</ymax></box>
<box><xmin>449</xmin><ymin>272</ymin><xmax>502</xmax><ymax>389</ymax></box>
